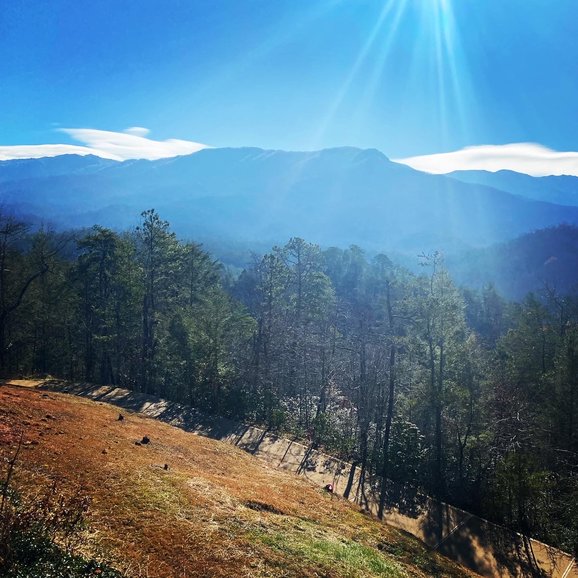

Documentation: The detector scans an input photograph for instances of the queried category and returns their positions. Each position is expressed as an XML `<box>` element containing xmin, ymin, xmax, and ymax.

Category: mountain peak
<box><xmin>358</xmin><ymin>147</ymin><xmax>390</xmax><ymax>161</ymax></box>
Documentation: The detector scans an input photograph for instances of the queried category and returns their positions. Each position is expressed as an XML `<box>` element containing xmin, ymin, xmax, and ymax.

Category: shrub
<box><xmin>0</xmin><ymin>440</ymin><xmax>120</xmax><ymax>577</ymax></box>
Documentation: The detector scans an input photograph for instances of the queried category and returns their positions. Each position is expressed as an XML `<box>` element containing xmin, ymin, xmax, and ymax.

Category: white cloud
<box><xmin>124</xmin><ymin>127</ymin><xmax>150</xmax><ymax>137</ymax></box>
<box><xmin>394</xmin><ymin>143</ymin><xmax>578</xmax><ymax>177</ymax></box>
<box><xmin>0</xmin><ymin>128</ymin><xmax>210</xmax><ymax>162</ymax></box>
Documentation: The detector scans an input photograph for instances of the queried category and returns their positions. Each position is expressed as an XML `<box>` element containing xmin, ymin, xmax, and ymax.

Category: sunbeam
<box><xmin>429</xmin><ymin>0</ymin><xmax>475</xmax><ymax>147</ymax></box>
<box><xmin>304</xmin><ymin>0</ymin><xmax>477</xmax><ymax>155</ymax></box>
<box><xmin>309</xmin><ymin>0</ymin><xmax>407</xmax><ymax>149</ymax></box>
<box><xmin>349</xmin><ymin>0</ymin><xmax>410</xmax><ymax>143</ymax></box>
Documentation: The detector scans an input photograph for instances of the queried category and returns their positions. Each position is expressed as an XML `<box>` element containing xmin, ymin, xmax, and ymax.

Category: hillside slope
<box><xmin>0</xmin><ymin>384</ymin><xmax>473</xmax><ymax>578</ymax></box>
<box><xmin>448</xmin><ymin>224</ymin><xmax>578</xmax><ymax>299</ymax></box>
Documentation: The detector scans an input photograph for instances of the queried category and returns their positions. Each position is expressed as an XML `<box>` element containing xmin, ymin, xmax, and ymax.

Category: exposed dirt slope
<box><xmin>0</xmin><ymin>385</ymin><xmax>476</xmax><ymax>578</ymax></box>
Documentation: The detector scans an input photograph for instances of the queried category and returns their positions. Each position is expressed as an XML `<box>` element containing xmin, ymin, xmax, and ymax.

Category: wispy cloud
<box><xmin>0</xmin><ymin>128</ymin><xmax>209</xmax><ymax>162</ymax></box>
<box><xmin>123</xmin><ymin>127</ymin><xmax>150</xmax><ymax>137</ymax></box>
<box><xmin>394</xmin><ymin>143</ymin><xmax>578</xmax><ymax>177</ymax></box>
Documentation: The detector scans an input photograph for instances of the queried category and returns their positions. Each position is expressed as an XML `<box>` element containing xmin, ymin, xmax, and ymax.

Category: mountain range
<box><xmin>449</xmin><ymin>169</ymin><xmax>578</xmax><ymax>207</ymax></box>
<box><xmin>2</xmin><ymin>146</ymin><xmax>578</xmax><ymax>298</ymax></box>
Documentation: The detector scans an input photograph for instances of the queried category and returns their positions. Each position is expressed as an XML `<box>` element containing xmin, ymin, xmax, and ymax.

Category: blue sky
<box><xmin>1</xmin><ymin>0</ymin><xmax>577</xmax><ymax>164</ymax></box>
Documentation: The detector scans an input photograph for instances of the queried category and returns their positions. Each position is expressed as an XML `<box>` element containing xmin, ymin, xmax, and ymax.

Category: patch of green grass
<box><xmin>130</xmin><ymin>470</ymin><xmax>190</xmax><ymax>515</ymax></box>
<box><xmin>336</xmin><ymin>508</ymin><xmax>470</xmax><ymax>578</ymax></box>
<box><xmin>248</xmin><ymin>518</ymin><xmax>407</xmax><ymax>578</ymax></box>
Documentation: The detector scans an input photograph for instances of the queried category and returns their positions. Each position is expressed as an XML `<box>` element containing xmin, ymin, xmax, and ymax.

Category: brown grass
<box><xmin>0</xmin><ymin>384</ymin><xmax>476</xmax><ymax>578</ymax></box>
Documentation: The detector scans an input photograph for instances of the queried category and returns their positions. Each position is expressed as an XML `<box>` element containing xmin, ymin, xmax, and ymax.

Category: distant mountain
<box><xmin>449</xmin><ymin>169</ymin><xmax>578</xmax><ymax>206</ymax></box>
<box><xmin>2</xmin><ymin>147</ymin><xmax>578</xmax><ymax>256</ymax></box>
<box><xmin>448</xmin><ymin>224</ymin><xmax>578</xmax><ymax>299</ymax></box>
<box><xmin>0</xmin><ymin>154</ymin><xmax>119</xmax><ymax>183</ymax></box>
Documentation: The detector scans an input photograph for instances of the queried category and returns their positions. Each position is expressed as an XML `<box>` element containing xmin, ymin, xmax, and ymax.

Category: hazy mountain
<box><xmin>448</xmin><ymin>224</ymin><xmax>578</xmax><ymax>299</ymax></box>
<box><xmin>3</xmin><ymin>147</ymin><xmax>578</xmax><ymax>256</ymax></box>
<box><xmin>0</xmin><ymin>154</ymin><xmax>119</xmax><ymax>183</ymax></box>
<box><xmin>449</xmin><ymin>169</ymin><xmax>578</xmax><ymax>206</ymax></box>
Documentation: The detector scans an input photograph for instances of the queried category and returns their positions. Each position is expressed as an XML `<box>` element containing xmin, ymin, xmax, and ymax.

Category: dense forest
<box><xmin>1</xmin><ymin>209</ymin><xmax>577</xmax><ymax>556</ymax></box>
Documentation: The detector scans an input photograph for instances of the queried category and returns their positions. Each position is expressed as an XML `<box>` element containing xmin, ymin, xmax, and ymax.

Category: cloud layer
<box><xmin>394</xmin><ymin>143</ymin><xmax>578</xmax><ymax>177</ymax></box>
<box><xmin>0</xmin><ymin>128</ymin><xmax>209</xmax><ymax>162</ymax></box>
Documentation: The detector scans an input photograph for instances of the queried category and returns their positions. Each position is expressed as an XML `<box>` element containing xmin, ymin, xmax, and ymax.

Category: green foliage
<box><xmin>1</xmin><ymin>537</ymin><xmax>120</xmax><ymax>578</ymax></box>
<box><xmin>388</xmin><ymin>420</ymin><xmax>426</xmax><ymax>484</ymax></box>
<box><xmin>0</xmin><ymin>463</ymin><xmax>120</xmax><ymax>578</ymax></box>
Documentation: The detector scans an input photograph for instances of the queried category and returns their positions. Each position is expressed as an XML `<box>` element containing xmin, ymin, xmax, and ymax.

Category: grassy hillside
<box><xmin>0</xmin><ymin>384</ymin><xmax>475</xmax><ymax>578</ymax></box>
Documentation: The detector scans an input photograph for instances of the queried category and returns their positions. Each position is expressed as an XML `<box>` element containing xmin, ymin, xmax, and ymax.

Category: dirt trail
<box><xmin>6</xmin><ymin>378</ymin><xmax>577</xmax><ymax>578</ymax></box>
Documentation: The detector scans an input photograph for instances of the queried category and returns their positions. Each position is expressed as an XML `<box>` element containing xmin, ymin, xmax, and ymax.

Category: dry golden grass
<box><xmin>0</xmin><ymin>385</ymin><xmax>476</xmax><ymax>578</ymax></box>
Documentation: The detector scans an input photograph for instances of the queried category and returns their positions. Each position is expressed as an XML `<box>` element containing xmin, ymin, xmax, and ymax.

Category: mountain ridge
<box><xmin>2</xmin><ymin>147</ymin><xmax>578</xmax><ymax>257</ymax></box>
<box><xmin>449</xmin><ymin>169</ymin><xmax>578</xmax><ymax>206</ymax></box>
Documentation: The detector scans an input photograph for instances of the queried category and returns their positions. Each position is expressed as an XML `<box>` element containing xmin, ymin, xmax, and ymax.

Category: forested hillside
<box><xmin>1</xmin><ymin>209</ymin><xmax>577</xmax><ymax>557</ymax></box>
<box><xmin>448</xmin><ymin>225</ymin><xmax>578</xmax><ymax>299</ymax></box>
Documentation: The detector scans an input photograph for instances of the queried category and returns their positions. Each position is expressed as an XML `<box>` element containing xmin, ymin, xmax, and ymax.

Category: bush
<box><xmin>0</xmin><ymin>442</ymin><xmax>121</xmax><ymax>578</ymax></box>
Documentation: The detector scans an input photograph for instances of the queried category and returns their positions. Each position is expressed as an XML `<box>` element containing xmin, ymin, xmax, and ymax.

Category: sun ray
<box><xmin>309</xmin><ymin>0</ymin><xmax>408</xmax><ymax>149</ymax></box>
<box><xmin>349</xmin><ymin>0</ymin><xmax>411</xmax><ymax>136</ymax></box>
<box><xmin>432</xmin><ymin>0</ymin><xmax>477</xmax><ymax>147</ymax></box>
